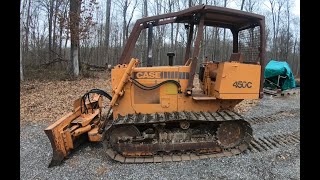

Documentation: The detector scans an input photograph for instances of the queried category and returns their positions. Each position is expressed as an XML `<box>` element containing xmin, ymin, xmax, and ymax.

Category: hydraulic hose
<box><xmin>130</xmin><ymin>77</ymin><xmax>182</xmax><ymax>93</ymax></box>
<box><xmin>81</xmin><ymin>89</ymin><xmax>112</xmax><ymax>114</ymax></box>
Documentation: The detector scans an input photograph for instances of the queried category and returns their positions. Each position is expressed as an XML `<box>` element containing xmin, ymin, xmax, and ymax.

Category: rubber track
<box><xmin>106</xmin><ymin>110</ymin><xmax>252</xmax><ymax>163</ymax></box>
<box><xmin>106</xmin><ymin>131</ymin><xmax>300</xmax><ymax>163</ymax></box>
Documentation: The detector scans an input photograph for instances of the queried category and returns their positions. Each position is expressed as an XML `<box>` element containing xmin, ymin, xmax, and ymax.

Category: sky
<box><xmin>96</xmin><ymin>0</ymin><xmax>300</xmax><ymax>25</ymax></box>
<box><xmin>227</xmin><ymin>0</ymin><xmax>300</xmax><ymax>16</ymax></box>
<box><xmin>293</xmin><ymin>0</ymin><xmax>300</xmax><ymax>16</ymax></box>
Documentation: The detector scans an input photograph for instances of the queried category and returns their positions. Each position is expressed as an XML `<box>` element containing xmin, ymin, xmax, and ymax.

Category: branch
<box><xmin>40</xmin><ymin>57</ymin><xmax>68</xmax><ymax>67</ymax></box>
<box><xmin>81</xmin><ymin>62</ymin><xmax>110</xmax><ymax>71</ymax></box>
<box><xmin>126</xmin><ymin>0</ymin><xmax>138</xmax><ymax>30</ymax></box>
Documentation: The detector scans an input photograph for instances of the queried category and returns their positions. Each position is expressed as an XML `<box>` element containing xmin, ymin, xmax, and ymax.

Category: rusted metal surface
<box><xmin>106</xmin><ymin>110</ymin><xmax>253</xmax><ymax>163</ymax></box>
<box><xmin>113</xmin><ymin>110</ymin><xmax>243</xmax><ymax>125</ymax></box>
<box><xmin>259</xmin><ymin>19</ymin><xmax>266</xmax><ymax>98</ymax></box>
<box><xmin>184</xmin><ymin>23</ymin><xmax>194</xmax><ymax>63</ymax></box>
<box><xmin>109</xmin><ymin>126</ymin><xmax>140</xmax><ymax>145</ymax></box>
<box><xmin>186</xmin><ymin>16</ymin><xmax>205</xmax><ymax>93</ymax></box>
<box><xmin>119</xmin><ymin>5</ymin><xmax>266</xmax><ymax>98</ymax></box>
<box><xmin>216</xmin><ymin>121</ymin><xmax>248</xmax><ymax>148</ymax></box>
<box><xmin>44</xmin><ymin>129</ymin><xmax>65</xmax><ymax>167</ymax></box>
<box><xmin>120</xmin><ymin>4</ymin><xmax>265</xmax><ymax>64</ymax></box>
<box><xmin>116</xmin><ymin>141</ymin><xmax>222</xmax><ymax>156</ymax></box>
<box><xmin>44</xmin><ymin>96</ymin><xmax>103</xmax><ymax>167</ymax></box>
<box><xmin>106</xmin><ymin>131</ymin><xmax>299</xmax><ymax>163</ymax></box>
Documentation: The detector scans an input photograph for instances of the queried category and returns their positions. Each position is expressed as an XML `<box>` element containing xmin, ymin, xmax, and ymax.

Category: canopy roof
<box><xmin>138</xmin><ymin>4</ymin><xmax>265</xmax><ymax>31</ymax></box>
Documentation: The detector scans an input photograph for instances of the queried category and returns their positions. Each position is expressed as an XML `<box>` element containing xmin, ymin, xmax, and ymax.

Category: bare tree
<box><xmin>222</xmin><ymin>0</ymin><xmax>227</xmax><ymax>60</ymax></box>
<box><xmin>189</xmin><ymin>0</ymin><xmax>192</xmax><ymax>7</ymax></box>
<box><xmin>24</xmin><ymin>0</ymin><xmax>32</xmax><ymax>63</ymax></box>
<box><xmin>58</xmin><ymin>0</ymin><xmax>69</xmax><ymax>59</ymax></box>
<box><xmin>169</xmin><ymin>0</ymin><xmax>174</xmax><ymax>49</ymax></box>
<box><xmin>285</xmin><ymin>0</ymin><xmax>291</xmax><ymax>60</ymax></box>
<box><xmin>69</xmin><ymin>0</ymin><xmax>81</xmax><ymax>76</ymax></box>
<box><xmin>20</xmin><ymin>0</ymin><xmax>26</xmax><ymax>81</ymax></box>
<box><xmin>268</xmin><ymin>0</ymin><xmax>285</xmax><ymax>59</ymax></box>
<box><xmin>141</xmin><ymin>0</ymin><xmax>148</xmax><ymax>66</ymax></box>
<box><xmin>241</xmin><ymin>0</ymin><xmax>245</xmax><ymax>10</ymax></box>
<box><xmin>49</xmin><ymin>0</ymin><xmax>55</xmax><ymax>62</ymax></box>
<box><xmin>19</xmin><ymin>0</ymin><xmax>300</xmax><ymax>79</ymax></box>
<box><xmin>105</xmin><ymin>0</ymin><xmax>111</xmax><ymax>64</ymax></box>
<box><xmin>52</xmin><ymin>0</ymin><xmax>61</xmax><ymax>61</ymax></box>
<box><xmin>114</xmin><ymin>0</ymin><xmax>138</xmax><ymax>48</ymax></box>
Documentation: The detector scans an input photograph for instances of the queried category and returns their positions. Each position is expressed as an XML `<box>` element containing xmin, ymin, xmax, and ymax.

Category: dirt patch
<box><xmin>20</xmin><ymin>71</ymin><xmax>112</xmax><ymax>124</ymax></box>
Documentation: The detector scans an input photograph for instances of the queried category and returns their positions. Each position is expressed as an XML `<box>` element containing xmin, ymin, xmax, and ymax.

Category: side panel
<box><xmin>214</xmin><ymin>62</ymin><xmax>261</xmax><ymax>99</ymax></box>
<box><xmin>111</xmin><ymin>64</ymin><xmax>243</xmax><ymax>118</ymax></box>
<box><xmin>131</xmin><ymin>83</ymin><xmax>178</xmax><ymax>113</ymax></box>
<box><xmin>130</xmin><ymin>66</ymin><xmax>182</xmax><ymax>114</ymax></box>
<box><xmin>112</xmin><ymin>66</ymin><xmax>185</xmax><ymax>118</ymax></box>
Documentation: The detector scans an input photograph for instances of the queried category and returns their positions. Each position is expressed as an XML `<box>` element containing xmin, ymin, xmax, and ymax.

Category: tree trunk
<box><xmin>64</xmin><ymin>28</ymin><xmax>69</xmax><ymax>58</ymax></box>
<box><xmin>125</xmin><ymin>0</ymin><xmax>138</xmax><ymax>40</ymax></box>
<box><xmin>293</xmin><ymin>37</ymin><xmax>298</xmax><ymax>76</ymax></box>
<box><xmin>105</xmin><ymin>0</ymin><xmax>111</xmax><ymax>64</ymax></box>
<box><xmin>24</xmin><ymin>0</ymin><xmax>31</xmax><ymax>66</ymax></box>
<box><xmin>174</xmin><ymin>23</ymin><xmax>180</xmax><ymax>63</ymax></box>
<box><xmin>222</xmin><ymin>0</ymin><xmax>227</xmax><ymax>60</ymax></box>
<box><xmin>59</xmin><ymin>23</ymin><xmax>63</xmax><ymax>57</ymax></box>
<box><xmin>285</xmin><ymin>0</ymin><xmax>290</xmax><ymax>60</ymax></box>
<box><xmin>143</xmin><ymin>0</ymin><xmax>148</xmax><ymax>66</ymax></box>
<box><xmin>269</xmin><ymin>0</ymin><xmax>277</xmax><ymax>59</ymax></box>
<box><xmin>275</xmin><ymin>0</ymin><xmax>284</xmax><ymax>60</ymax></box>
<box><xmin>52</xmin><ymin>0</ymin><xmax>59</xmax><ymax>61</ymax></box>
<box><xmin>61</xmin><ymin>2</ymin><xmax>68</xmax><ymax>59</ymax></box>
<box><xmin>20</xmin><ymin>13</ymin><xmax>24</xmax><ymax>81</ymax></box>
<box><xmin>241</xmin><ymin>0</ymin><xmax>245</xmax><ymax>10</ymax></box>
<box><xmin>122</xmin><ymin>0</ymin><xmax>128</xmax><ymax>47</ymax></box>
<box><xmin>169</xmin><ymin>0</ymin><xmax>173</xmax><ymax>49</ymax></box>
<box><xmin>49</xmin><ymin>0</ymin><xmax>54</xmax><ymax>62</ymax></box>
<box><xmin>70</xmin><ymin>0</ymin><xmax>81</xmax><ymax>77</ymax></box>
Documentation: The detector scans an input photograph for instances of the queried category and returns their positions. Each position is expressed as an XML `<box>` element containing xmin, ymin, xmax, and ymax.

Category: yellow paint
<box><xmin>88</xmin><ymin>127</ymin><xmax>104</xmax><ymax>142</ymax></box>
<box><xmin>213</xmin><ymin>62</ymin><xmax>261</xmax><ymax>99</ymax></box>
<box><xmin>165</xmin><ymin>83</ymin><xmax>178</xmax><ymax>95</ymax></box>
<box><xmin>110</xmin><ymin>60</ymin><xmax>260</xmax><ymax>119</ymax></box>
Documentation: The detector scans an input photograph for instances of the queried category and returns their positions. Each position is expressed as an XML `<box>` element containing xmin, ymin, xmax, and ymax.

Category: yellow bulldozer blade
<box><xmin>44</xmin><ymin>95</ymin><xmax>102</xmax><ymax>167</ymax></box>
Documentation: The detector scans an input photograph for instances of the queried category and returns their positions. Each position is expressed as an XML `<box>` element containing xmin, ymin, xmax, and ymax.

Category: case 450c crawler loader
<box><xmin>45</xmin><ymin>5</ymin><xmax>266</xmax><ymax>167</ymax></box>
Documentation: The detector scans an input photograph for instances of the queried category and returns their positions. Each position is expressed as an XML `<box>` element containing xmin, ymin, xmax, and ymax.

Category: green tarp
<box><xmin>264</xmin><ymin>60</ymin><xmax>296</xmax><ymax>90</ymax></box>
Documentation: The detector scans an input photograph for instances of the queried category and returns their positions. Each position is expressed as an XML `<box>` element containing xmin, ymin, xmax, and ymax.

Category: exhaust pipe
<box><xmin>167</xmin><ymin>52</ymin><xmax>175</xmax><ymax>66</ymax></box>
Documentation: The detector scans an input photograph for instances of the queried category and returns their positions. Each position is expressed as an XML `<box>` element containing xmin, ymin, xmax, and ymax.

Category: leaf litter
<box><xmin>20</xmin><ymin>71</ymin><xmax>112</xmax><ymax>125</ymax></box>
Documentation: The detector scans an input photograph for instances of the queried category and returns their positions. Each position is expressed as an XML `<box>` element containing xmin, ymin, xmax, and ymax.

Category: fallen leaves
<box><xmin>20</xmin><ymin>71</ymin><xmax>112</xmax><ymax>124</ymax></box>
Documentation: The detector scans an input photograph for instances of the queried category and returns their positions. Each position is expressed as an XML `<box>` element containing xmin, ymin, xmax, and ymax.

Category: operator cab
<box><xmin>119</xmin><ymin>4</ymin><xmax>265</xmax><ymax>98</ymax></box>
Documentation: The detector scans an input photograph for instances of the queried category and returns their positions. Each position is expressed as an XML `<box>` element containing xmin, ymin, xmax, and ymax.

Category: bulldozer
<box><xmin>45</xmin><ymin>5</ymin><xmax>265</xmax><ymax>167</ymax></box>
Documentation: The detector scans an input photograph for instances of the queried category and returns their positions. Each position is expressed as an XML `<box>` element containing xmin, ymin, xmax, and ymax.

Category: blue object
<box><xmin>264</xmin><ymin>60</ymin><xmax>296</xmax><ymax>90</ymax></box>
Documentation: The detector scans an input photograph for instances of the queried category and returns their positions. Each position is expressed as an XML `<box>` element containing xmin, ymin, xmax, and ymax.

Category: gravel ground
<box><xmin>20</xmin><ymin>93</ymin><xmax>300</xmax><ymax>180</ymax></box>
